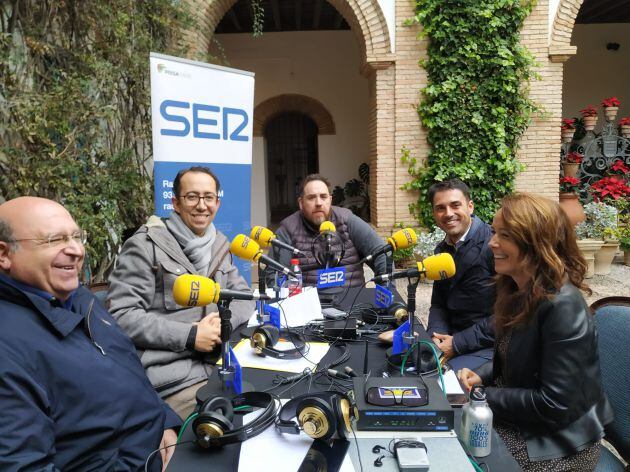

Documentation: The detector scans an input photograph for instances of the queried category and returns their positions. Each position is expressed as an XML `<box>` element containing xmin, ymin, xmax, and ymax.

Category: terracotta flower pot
<box><xmin>604</xmin><ymin>106</ymin><xmax>618</xmax><ymax>122</ymax></box>
<box><xmin>577</xmin><ymin>239</ymin><xmax>604</xmax><ymax>278</ymax></box>
<box><xmin>559</xmin><ymin>192</ymin><xmax>586</xmax><ymax>227</ymax></box>
<box><xmin>561</xmin><ymin>129</ymin><xmax>575</xmax><ymax>143</ymax></box>
<box><xmin>594</xmin><ymin>240</ymin><xmax>619</xmax><ymax>275</ymax></box>
<box><xmin>583</xmin><ymin>116</ymin><xmax>598</xmax><ymax>131</ymax></box>
<box><xmin>563</xmin><ymin>162</ymin><xmax>580</xmax><ymax>178</ymax></box>
<box><xmin>621</xmin><ymin>125</ymin><xmax>630</xmax><ymax>138</ymax></box>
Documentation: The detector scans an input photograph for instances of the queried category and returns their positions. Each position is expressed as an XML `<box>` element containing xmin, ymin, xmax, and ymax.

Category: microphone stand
<box><xmin>217</xmin><ymin>299</ymin><xmax>236</xmax><ymax>391</ymax></box>
<box><xmin>325</xmin><ymin>233</ymin><xmax>333</xmax><ymax>269</ymax></box>
<box><xmin>402</xmin><ymin>275</ymin><xmax>422</xmax><ymax>374</ymax></box>
<box><xmin>240</xmin><ymin>261</ymin><xmax>269</xmax><ymax>339</ymax></box>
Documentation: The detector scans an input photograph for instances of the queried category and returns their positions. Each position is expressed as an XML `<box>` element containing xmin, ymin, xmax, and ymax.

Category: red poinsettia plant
<box><xmin>601</xmin><ymin>97</ymin><xmax>621</xmax><ymax>108</ymax></box>
<box><xmin>610</xmin><ymin>159</ymin><xmax>630</xmax><ymax>175</ymax></box>
<box><xmin>580</xmin><ymin>105</ymin><xmax>598</xmax><ymax>117</ymax></box>
<box><xmin>561</xmin><ymin>118</ymin><xmax>576</xmax><ymax>130</ymax></box>
<box><xmin>619</xmin><ymin>117</ymin><xmax>630</xmax><ymax>126</ymax></box>
<box><xmin>559</xmin><ymin>176</ymin><xmax>581</xmax><ymax>193</ymax></box>
<box><xmin>564</xmin><ymin>152</ymin><xmax>583</xmax><ymax>164</ymax></box>
<box><xmin>589</xmin><ymin>176</ymin><xmax>630</xmax><ymax>202</ymax></box>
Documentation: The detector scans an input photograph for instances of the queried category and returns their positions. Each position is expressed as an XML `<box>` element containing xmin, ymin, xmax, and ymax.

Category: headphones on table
<box><xmin>192</xmin><ymin>391</ymin><xmax>278</xmax><ymax>448</ymax></box>
<box><xmin>276</xmin><ymin>391</ymin><xmax>358</xmax><ymax>440</ymax></box>
<box><xmin>361</xmin><ymin>302</ymin><xmax>408</xmax><ymax>326</ymax></box>
<box><xmin>250</xmin><ymin>324</ymin><xmax>306</xmax><ymax>359</ymax></box>
<box><xmin>385</xmin><ymin>343</ymin><xmax>441</xmax><ymax>375</ymax></box>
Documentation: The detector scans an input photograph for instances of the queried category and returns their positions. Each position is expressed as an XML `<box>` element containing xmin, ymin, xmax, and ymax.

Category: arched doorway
<box><xmin>180</xmin><ymin>0</ymin><xmax>414</xmax><ymax>232</ymax></box>
<box><xmin>265</xmin><ymin>112</ymin><xmax>319</xmax><ymax>223</ymax></box>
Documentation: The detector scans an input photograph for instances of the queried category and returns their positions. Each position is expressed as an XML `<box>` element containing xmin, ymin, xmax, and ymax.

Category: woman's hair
<box><xmin>494</xmin><ymin>193</ymin><xmax>590</xmax><ymax>334</ymax></box>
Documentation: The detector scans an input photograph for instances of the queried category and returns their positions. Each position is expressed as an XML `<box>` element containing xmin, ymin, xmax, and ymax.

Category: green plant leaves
<box><xmin>403</xmin><ymin>0</ymin><xmax>537</xmax><ymax>227</ymax></box>
<box><xmin>0</xmin><ymin>0</ymin><xmax>193</xmax><ymax>283</ymax></box>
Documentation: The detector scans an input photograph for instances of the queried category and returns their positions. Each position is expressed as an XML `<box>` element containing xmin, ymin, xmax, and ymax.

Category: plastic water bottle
<box><xmin>461</xmin><ymin>385</ymin><xmax>493</xmax><ymax>457</ymax></box>
<box><xmin>287</xmin><ymin>258</ymin><xmax>303</xmax><ymax>296</ymax></box>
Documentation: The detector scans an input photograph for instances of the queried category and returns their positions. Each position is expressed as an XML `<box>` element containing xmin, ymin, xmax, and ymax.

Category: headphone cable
<box><xmin>144</xmin><ymin>440</ymin><xmax>195</xmax><ymax>472</ymax></box>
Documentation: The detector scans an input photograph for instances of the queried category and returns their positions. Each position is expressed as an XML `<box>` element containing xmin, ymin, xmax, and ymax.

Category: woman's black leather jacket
<box><xmin>476</xmin><ymin>283</ymin><xmax>614</xmax><ymax>461</ymax></box>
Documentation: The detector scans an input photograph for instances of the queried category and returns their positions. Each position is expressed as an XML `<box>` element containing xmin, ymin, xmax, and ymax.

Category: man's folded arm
<box><xmin>346</xmin><ymin>214</ymin><xmax>388</xmax><ymax>275</ymax></box>
<box><xmin>107</xmin><ymin>236</ymin><xmax>192</xmax><ymax>352</ymax></box>
<box><xmin>0</xmin><ymin>356</ymin><xmax>60</xmax><ymax>471</ymax></box>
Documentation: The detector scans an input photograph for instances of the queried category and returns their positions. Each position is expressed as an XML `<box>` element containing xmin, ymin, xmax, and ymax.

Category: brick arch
<box><xmin>182</xmin><ymin>0</ymin><xmax>391</xmax><ymax>64</ymax></box>
<box><xmin>253</xmin><ymin>94</ymin><xmax>335</xmax><ymax>137</ymax></box>
<box><xmin>549</xmin><ymin>0</ymin><xmax>585</xmax><ymax>61</ymax></box>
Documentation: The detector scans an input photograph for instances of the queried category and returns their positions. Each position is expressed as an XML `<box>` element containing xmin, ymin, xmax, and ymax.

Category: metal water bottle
<box><xmin>461</xmin><ymin>385</ymin><xmax>493</xmax><ymax>457</ymax></box>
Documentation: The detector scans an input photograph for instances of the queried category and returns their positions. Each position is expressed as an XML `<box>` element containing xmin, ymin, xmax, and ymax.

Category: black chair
<box><xmin>593</xmin><ymin>298</ymin><xmax>630</xmax><ymax>471</ymax></box>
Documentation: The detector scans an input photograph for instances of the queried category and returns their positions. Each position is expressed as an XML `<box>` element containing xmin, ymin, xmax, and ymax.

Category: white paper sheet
<box><xmin>247</xmin><ymin>286</ymin><xmax>323</xmax><ymax>328</ymax></box>
<box><xmin>239</xmin><ymin>405</ymin><xmax>354</xmax><ymax>472</ymax></box>
<box><xmin>219</xmin><ymin>338</ymin><xmax>330</xmax><ymax>373</ymax></box>
<box><xmin>437</xmin><ymin>369</ymin><xmax>465</xmax><ymax>394</ymax></box>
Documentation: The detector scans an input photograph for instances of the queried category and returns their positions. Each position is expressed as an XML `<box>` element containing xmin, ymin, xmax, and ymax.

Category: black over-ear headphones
<box><xmin>361</xmin><ymin>302</ymin><xmax>408</xmax><ymax>326</ymax></box>
<box><xmin>386</xmin><ymin>343</ymin><xmax>441</xmax><ymax>375</ymax></box>
<box><xmin>276</xmin><ymin>391</ymin><xmax>358</xmax><ymax>440</ymax></box>
<box><xmin>250</xmin><ymin>325</ymin><xmax>306</xmax><ymax>359</ymax></box>
<box><xmin>192</xmin><ymin>391</ymin><xmax>278</xmax><ymax>448</ymax></box>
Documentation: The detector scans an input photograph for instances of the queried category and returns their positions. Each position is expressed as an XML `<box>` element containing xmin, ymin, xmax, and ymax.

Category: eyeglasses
<box><xmin>302</xmin><ymin>193</ymin><xmax>331</xmax><ymax>202</ymax></box>
<box><xmin>179</xmin><ymin>193</ymin><xmax>218</xmax><ymax>206</ymax></box>
<box><xmin>365</xmin><ymin>387</ymin><xmax>428</xmax><ymax>407</ymax></box>
<box><xmin>14</xmin><ymin>230</ymin><xmax>88</xmax><ymax>248</ymax></box>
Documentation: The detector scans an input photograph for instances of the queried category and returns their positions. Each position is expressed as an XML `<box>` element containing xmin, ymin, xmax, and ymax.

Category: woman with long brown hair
<box><xmin>459</xmin><ymin>193</ymin><xmax>613</xmax><ymax>471</ymax></box>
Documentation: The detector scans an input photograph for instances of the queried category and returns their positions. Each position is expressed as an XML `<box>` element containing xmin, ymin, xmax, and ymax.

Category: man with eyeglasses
<box><xmin>271</xmin><ymin>174</ymin><xmax>388</xmax><ymax>287</ymax></box>
<box><xmin>0</xmin><ymin>197</ymin><xmax>180</xmax><ymax>471</ymax></box>
<box><xmin>107</xmin><ymin>166</ymin><xmax>253</xmax><ymax>420</ymax></box>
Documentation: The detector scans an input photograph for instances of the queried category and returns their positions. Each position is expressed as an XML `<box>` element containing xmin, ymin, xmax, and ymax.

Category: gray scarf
<box><xmin>165</xmin><ymin>212</ymin><xmax>217</xmax><ymax>274</ymax></box>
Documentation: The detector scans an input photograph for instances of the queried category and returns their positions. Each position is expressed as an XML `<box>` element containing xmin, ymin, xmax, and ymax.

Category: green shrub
<box><xmin>403</xmin><ymin>0</ymin><xmax>539</xmax><ymax>227</ymax></box>
<box><xmin>0</xmin><ymin>1</ymin><xmax>194</xmax><ymax>282</ymax></box>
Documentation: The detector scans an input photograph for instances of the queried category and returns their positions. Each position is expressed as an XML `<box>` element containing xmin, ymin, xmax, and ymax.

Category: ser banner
<box><xmin>150</xmin><ymin>52</ymin><xmax>255</xmax><ymax>282</ymax></box>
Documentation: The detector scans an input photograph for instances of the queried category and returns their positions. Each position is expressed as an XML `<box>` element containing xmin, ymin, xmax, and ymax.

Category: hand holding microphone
<box><xmin>359</xmin><ymin>228</ymin><xmax>418</xmax><ymax>265</ymax></box>
<box><xmin>371</xmin><ymin>252</ymin><xmax>456</xmax><ymax>283</ymax></box>
<box><xmin>230</xmin><ymin>234</ymin><xmax>297</xmax><ymax>277</ymax></box>
<box><xmin>250</xmin><ymin>226</ymin><xmax>305</xmax><ymax>256</ymax></box>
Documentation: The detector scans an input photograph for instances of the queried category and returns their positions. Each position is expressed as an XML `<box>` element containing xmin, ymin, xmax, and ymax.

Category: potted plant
<box><xmin>391</xmin><ymin>222</ymin><xmax>418</xmax><ymax>269</ymax></box>
<box><xmin>576</xmin><ymin>202</ymin><xmax>618</xmax><ymax>276</ymax></box>
<box><xmin>580</xmin><ymin>105</ymin><xmax>598</xmax><ymax>131</ymax></box>
<box><xmin>601</xmin><ymin>96</ymin><xmax>621</xmax><ymax>122</ymax></box>
<box><xmin>559</xmin><ymin>176</ymin><xmax>585</xmax><ymax>227</ymax></box>
<box><xmin>617</xmin><ymin>225</ymin><xmax>630</xmax><ymax>266</ymax></box>
<box><xmin>562</xmin><ymin>151</ymin><xmax>583</xmax><ymax>178</ymax></box>
<box><xmin>561</xmin><ymin>118</ymin><xmax>576</xmax><ymax>143</ymax></box>
<box><xmin>413</xmin><ymin>227</ymin><xmax>446</xmax><ymax>260</ymax></box>
<box><xmin>608</xmin><ymin>159</ymin><xmax>630</xmax><ymax>182</ymax></box>
<box><xmin>619</xmin><ymin>117</ymin><xmax>630</xmax><ymax>138</ymax></box>
<box><xmin>589</xmin><ymin>176</ymin><xmax>630</xmax><ymax>204</ymax></box>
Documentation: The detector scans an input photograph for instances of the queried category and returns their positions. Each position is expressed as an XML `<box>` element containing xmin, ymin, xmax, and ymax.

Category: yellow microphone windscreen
<box><xmin>319</xmin><ymin>221</ymin><xmax>336</xmax><ymax>233</ymax></box>
<box><xmin>250</xmin><ymin>226</ymin><xmax>275</xmax><ymax>248</ymax></box>
<box><xmin>173</xmin><ymin>274</ymin><xmax>220</xmax><ymax>306</ymax></box>
<box><xmin>388</xmin><ymin>228</ymin><xmax>418</xmax><ymax>251</ymax></box>
<box><xmin>419</xmin><ymin>253</ymin><xmax>456</xmax><ymax>281</ymax></box>
<box><xmin>230</xmin><ymin>234</ymin><xmax>262</xmax><ymax>262</ymax></box>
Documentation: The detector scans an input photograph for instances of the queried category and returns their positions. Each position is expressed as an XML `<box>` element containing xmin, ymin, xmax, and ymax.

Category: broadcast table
<box><xmin>167</xmin><ymin>288</ymin><xmax>520</xmax><ymax>472</ymax></box>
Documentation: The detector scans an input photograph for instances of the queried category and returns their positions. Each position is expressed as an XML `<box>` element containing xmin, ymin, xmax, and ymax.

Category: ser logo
<box><xmin>159</xmin><ymin>100</ymin><xmax>249</xmax><ymax>142</ymax></box>
<box><xmin>188</xmin><ymin>280</ymin><xmax>200</xmax><ymax>306</ymax></box>
<box><xmin>317</xmin><ymin>267</ymin><xmax>346</xmax><ymax>289</ymax></box>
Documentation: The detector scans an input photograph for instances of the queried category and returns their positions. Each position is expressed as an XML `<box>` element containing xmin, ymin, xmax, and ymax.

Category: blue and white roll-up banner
<box><xmin>150</xmin><ymin>53</ymin><xmax>254</xmax><ymax>283</ymax></box>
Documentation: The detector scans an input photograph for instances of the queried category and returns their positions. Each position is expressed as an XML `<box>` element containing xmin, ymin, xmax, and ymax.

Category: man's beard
<box><xmin>306</xmin><ymin>209</ymin><xmax>331</xmax><ymax>226</ymax></box>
